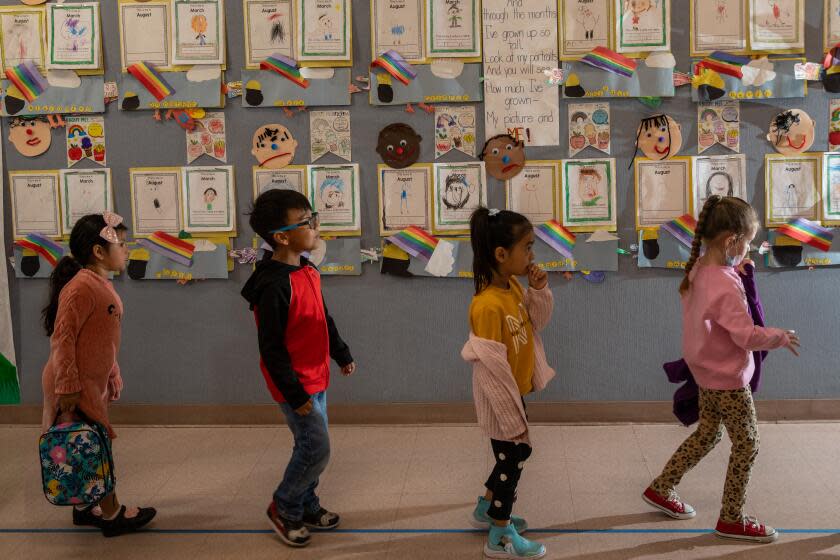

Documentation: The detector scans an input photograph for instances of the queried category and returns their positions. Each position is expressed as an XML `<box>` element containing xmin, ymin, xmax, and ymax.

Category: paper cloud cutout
<box><xmin>425</xmin><ymin>240</ymin><xmax>455</xmax><ymax>277</ymax></box>
<box><xmin>46</xmin><ymin>69</ymin><xmax>81</xmax><ymax>89</ymax></box>
<box><xmin>741</xmin><ymin>58</ymin><xmax>776</xmax><ymax>87</ymax></box>
<box><xmin>186</xmin><ymin>65</ymin><xmax>222</xmax><ymax>83</ymax></box>
<box><xmin>644</xmin><ymin>52</ymin><xmax>676</xmax><ymax>69</ymax></box>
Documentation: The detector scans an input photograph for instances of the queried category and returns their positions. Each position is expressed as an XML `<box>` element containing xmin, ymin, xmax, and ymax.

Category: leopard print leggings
<box><xmin>651</xmin><ymin>387</ymin><xmax>759</xmax><ymax>523</ymax></box>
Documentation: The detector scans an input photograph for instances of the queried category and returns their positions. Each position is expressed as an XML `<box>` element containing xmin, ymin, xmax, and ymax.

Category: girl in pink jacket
<box><xmin>462</xmin><ymin>208</ymin><xmax>556</xmax><ymax>560</ymax></box>
<box><xmin>642</xmin><ymin>196</ymin><xmax>799</xmax><ymax>544</ymax></box>
<box><xmin>41</xmin><ymin>213</ymin><xmax>156</xmax><ymax>537</ymax></box>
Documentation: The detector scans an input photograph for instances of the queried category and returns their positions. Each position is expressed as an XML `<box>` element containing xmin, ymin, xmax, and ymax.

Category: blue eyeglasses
<box><xmin>270</xmin><ymin>212</ymin><xmax>320</xmax><ymax>233</ymax></box>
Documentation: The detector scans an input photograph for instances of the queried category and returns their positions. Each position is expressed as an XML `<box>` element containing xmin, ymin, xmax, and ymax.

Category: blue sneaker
<box><xmin>470</xmin><ymin>497</ymin><xmax>528</xmax><ymax>533</ymax></box>
<box><xmin>484</xmin><ymin>523</ymin><xmax>546</xmax><ymax>559</ymax></box>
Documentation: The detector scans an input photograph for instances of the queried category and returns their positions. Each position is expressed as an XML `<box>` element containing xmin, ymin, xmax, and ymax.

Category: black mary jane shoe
<box><xmin>72</xmin><ymin>505</ymin><xmax>103</xmax><ymax>528</ymax></box>
<box><xmin>99</xmin><ymin>505</ymin><xmax>157</xmax><ymax>538</ymax></box>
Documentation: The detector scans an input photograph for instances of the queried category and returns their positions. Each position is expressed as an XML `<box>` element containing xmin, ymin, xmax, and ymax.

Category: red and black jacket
<box><xmin>241</xmin><ymin>257</ymin><xmax>352</xmax><ymax>409</ymax></box>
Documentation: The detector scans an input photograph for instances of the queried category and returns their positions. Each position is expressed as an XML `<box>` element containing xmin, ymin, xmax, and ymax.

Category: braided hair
<box><xmin>679</xmin><ymin>196</ymin><xmax>758</xmax><ymax>294</ymax></box>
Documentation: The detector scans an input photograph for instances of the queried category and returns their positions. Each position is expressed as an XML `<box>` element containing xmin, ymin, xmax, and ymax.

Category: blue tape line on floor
<box><xmin>1</xmin><ymin>528</ymin><xmax>839</xmax><ymax>535</ymax></box>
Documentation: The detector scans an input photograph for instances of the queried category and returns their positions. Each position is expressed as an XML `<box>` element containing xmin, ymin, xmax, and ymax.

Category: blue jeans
<box><xmin>274</xmin><ymin>391</ymin><xmax>330</xmax><ymax>521</ymax></box>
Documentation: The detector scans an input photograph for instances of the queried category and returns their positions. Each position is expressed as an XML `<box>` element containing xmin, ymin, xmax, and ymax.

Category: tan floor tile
<box><xmin>561</xmin><ymin>426</ymin><xmax>645</xmax><ymax>462</ymax></box>
<box><xmin>321</xmin><ymin>458</ymin><xmax>410</xmax><ymax>496</ymax></box>
<box><xmin>404</xmin><ymin>460</ymin><xmax>487</xmax><ymax>495</ymax></box>
<box><xmin>394</xmin><ymin>492</ymin><xmax>478</xmax><ymax>529</ymax></box>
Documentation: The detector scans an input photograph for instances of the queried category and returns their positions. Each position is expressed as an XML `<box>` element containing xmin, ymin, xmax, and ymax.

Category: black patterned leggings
<box><xmin>651</xmin><ymin>386</ymin><xmax>760</xmax><ymax>523</ymax></box>
<box><xmin>485</xmin><ymin>439</ymin><xmax>533</xmax><ymax>521</ymax></box>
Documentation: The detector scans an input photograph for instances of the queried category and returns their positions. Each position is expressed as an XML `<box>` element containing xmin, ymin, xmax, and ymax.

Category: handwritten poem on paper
<box><xmin>482</xmin><ymin>0</ymin><xmax>559</xmax><ymax>147</ymax></box>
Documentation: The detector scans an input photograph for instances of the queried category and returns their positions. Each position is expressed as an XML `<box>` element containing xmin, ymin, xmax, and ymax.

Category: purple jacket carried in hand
<box><xmin>664</xmin><ymin>263</ymin><xmax>768</xmax><ymax>426</ymax></box>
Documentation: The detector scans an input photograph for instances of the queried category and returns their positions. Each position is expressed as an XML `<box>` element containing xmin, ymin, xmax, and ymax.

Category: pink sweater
<box><xmin>461</xmin><ymin>285</ymin><xmax>556</xmax><ymax>445</ymax></box>
<box><xmin>683</xmin><ymin>264</ymin><xmax>788</xmax><ymax>390</ymax></box>
<box><xmin>41</xmin><ymin>270</ymin><xmax>123</xmax><ymax>438</ymax></box>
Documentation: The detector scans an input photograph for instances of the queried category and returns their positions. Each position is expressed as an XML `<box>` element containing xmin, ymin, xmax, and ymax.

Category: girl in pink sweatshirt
<box><xmin>41</xmin><ymin>213</ymin><xmax>156</xmax><ymax>537</ymax></box>
<box><xmin>642</xmin><ymin>196</ymin><xmax>799</xmax><ymax>544</ymax></box>
<box><xmin>462</xmin><ymin>208</ymin><xmax>555</xmax><ymax>560</ymax></box>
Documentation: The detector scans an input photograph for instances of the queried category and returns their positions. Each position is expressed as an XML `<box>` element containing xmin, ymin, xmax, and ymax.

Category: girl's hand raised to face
<box><xmin>527</xmin><ymin>264</ymin><xmax>548</xmax><ymax>290</ymax></box>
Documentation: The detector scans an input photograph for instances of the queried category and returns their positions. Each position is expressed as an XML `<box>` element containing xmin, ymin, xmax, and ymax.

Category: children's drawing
<box><xmin>308</xmin><ymin>164</ymin><xmax>360</xmax><ymax>233</ymax></box>
<box><xmin>131</xmin><ymin>169</ymin><xmax>181</xmax><ymax>235</ymax></box>
<box><xmin>692</xmin><ymin>154</ymin><xmax>747</xmax><ymax>214</ymax></box>
<box><xmin>505</xmin><ymin>163</ymin><xmax>557</xmax><ymax>224</ymax></box>
<box><xmin>372</xmin><ymin>0</ymin><xmax>423</xmax><ymax>60</ymax></box>
<box><xmin>563</xmin><ymin>158</ymin><xmax>617</xmax><ymax>230</ymax></box>
<box><xmin>251</xmin><ymin>124</ymin><xmax>297</xmax><ymax>169</ymax></box>
<box><xmin>379</xmin><ymin>165</ymin><xmax>430</xmax><ymax>234</ymax></box>
<box><xmin>633</xmin><ymin>114</ymin><xmax>682</xmax><ymax>161</ymax></box>
<box><xmin>298</xmin><ymin>0</ymin><xmax>348</xmax><ymax>60</ymax></box>
<box><xmin>47</xmin><ymin>3</ymin><xmax>100</xmax><ymax>69</ymax></box>
<box><xmin>830</xmin><ymin>100</ymin><xmax>840</xmax><ymax>151</ymax></box>
<box><xmin>617</xmin><ymin>0</ymin><xmax>669</xmax><ymax>52</ymax></box>
<box><xmin>562</xmin><ymin>0</ymin><xmax>610</xmax><ymax>57</ymax></box>
<box><xmin>65</xmin><ymin>116</ymin><xmax>106</xmax><ymax>167</ymax></box>
<box><xmin>697</xmin><ymin>101</ymin><xmax>739</xmax><ymax>154</ymax></box>
<box><xmin>310</xmin><ymin>110</ymin><xmax>351</xmax><ymax>162</ymax></box>
<box><xmin>433</xmin><ymin>162</ymin><xmax>487</xmax><ymax>233</ymax></box>
<box><xmin>245</xmin><ymin>0</ymin><xmax>294</xmax><ymax>64</ymax></box>
<box><xmin>186</xmin><ymin>112</ymin><xmax>226</xmax><ymax>164</ymax></box>
<box><xmin>480</xmin><ymin>134</ymin><xmax>526</xmax><ymax>181</ymax></box>
<box><xmin>8</xmin><ymin>116</ymin><xmax>51</xmax><ymax>157</ymax></box>
<box><xmin>766</xmin><ymin>109</ymin><xmax>813</xmax><ymax>155</ymax></box>
<box><xmin>568</xmin><ymin>103</ymin><xmax>610</xmax><ymax>157</ymax></box>
<box><xmin>434</xmin><ymin>106</ymin><xmax>476</xmax><ymax>158</ymax></box>
<box><xmin>749</xmin><ymin>0</ymin><xmax>802</xmax><ymax>51</ymax></box>
<box><xmin>635</xmin><ymin>158</ymin><xmax>690</xmax><ymax>228</ymax></box>
<box><xmin>765</xmin><ymin>154</ymin><xmax>819</xmax><ymax>225</ymax></box>
<box><xmin>692</xmin><ymin>0</ymin><xmax>746</xmax><ymax>54</ymax></box>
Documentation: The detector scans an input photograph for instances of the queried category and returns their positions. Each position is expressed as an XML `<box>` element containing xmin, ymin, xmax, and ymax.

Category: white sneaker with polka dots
<box><xmin>471</xmin><ymin>497</ymin><xmax>528</xmax><ymax>533</ymax></box>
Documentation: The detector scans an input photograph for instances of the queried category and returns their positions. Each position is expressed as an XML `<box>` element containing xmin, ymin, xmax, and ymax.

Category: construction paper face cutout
<box><xmin>376</xmin><ymin>123</ymin><xmax>422</xmax><ymax>169</ymax></box>
<box><xmin>635</xmin><ymin>115</ymin><xmax>682</xmax><ymax>160</ymax></box>
<box><xmin>8</xmin><ymin>116</ymin><xmax>51</xmax><ymax>157</ymax></box>
<box><xmin>252</xmin><ymin>124</ymin><xmax>297</xmax><ymax>169</ymax></box>
<box><xmin>481</xmin><ymin>134</ymin><xmax>526</xmax><ymax>180</ymax></box>
<box><xmin>767</xmin><ymin>109</ymin><xmax>814</xmax><ymax>155</ymax></box>
<box><xmin>20</xmin><ymin>0</ymin><xmax>48</xmax><ymax>5</ymax></box>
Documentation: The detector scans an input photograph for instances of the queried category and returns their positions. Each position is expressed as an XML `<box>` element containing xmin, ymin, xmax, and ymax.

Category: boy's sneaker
<box><xmin>484</xmin><ymin>523</ymin><xmax>546</xmax><ymax>559</ymax></box>
<box><xmin>303</xmin><ymin>507</ymin><xmax>340</xmax><ymax>530</ymax></box>
<box><xmin>715</xmin><ymin>516</ymin><xmax>778</xmax><ymax>543</ymax></box>
<box><xmin>642</xmin><ymin>487</ymin><xmax>696</xmax><ymax>520</ymax></box>
<box><xmin>267</xmin><ymin>501</ymin><xmax>310</xmax><ymax>547</ymax></box>
<box><xmin>471</xmin><ymin>497</ymin><xmax>528</xmax><ymax>533</ymax></box>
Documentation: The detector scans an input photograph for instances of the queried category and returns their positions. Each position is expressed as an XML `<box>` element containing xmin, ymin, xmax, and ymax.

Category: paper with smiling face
<box><xmin>767</xmin><ymin>109</ymin><xmax>814</xmax><ymax>156</ymax></box>
<box><xmin>8</xmin><ymin>116</ymin><xmax>51</xmax><ymax>157</ymax></box>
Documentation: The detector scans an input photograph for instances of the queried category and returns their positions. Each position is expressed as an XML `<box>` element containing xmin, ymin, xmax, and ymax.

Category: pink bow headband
<box><xmin>100</xmin><ymin>211</ymin><xmax>124</xmax><ymax>243</ymax></box>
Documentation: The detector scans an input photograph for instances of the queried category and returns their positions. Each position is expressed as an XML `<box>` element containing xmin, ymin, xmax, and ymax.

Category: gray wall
<box><xmin>7</xmin><ymin>0</ymin><xmax>840</xmax><ymax>406</ymax></box>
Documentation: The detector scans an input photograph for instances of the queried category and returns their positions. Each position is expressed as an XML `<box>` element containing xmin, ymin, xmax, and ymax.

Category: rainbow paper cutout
<box><xmin>776</xmin><ymin>218</ymin><xmax>834</xmax><ymax>252</ymax></box>
<box><xmin>136</xmin><ymin>231</ymin><xmax>195</xmax><ymax>266</ymax></box>
<box><xmin>14</xmin><ymin>233</ymin><xmax>64</xmax><ymax>267</ymax></box>
<box><xmin>696</xmin><ymin>51</ymin><xmax>750</xmax><ymax>80</ymax></box>
<box><xmin>535</xmin><ymin>220</ymin><xmax>576</xmax><ymax>259</ymax></box>
<box><xmin>127</xmin><ymin>62</ymin><xmax>174</xmax><ymax>101</ymax></box>
<box><xmin>5</xmin><ymin>61</ymin><xmax>48</xmax><ymax>102</ymax></box>
<box><xmin>66</xmin><ymin>124</ymin><xmax>87</xmax><ymax>138</ymax></box>
<box><xmin>660</xmin><ymin>214</ymin><xmax>697</xmax><ymax>248</ymax></box>
<box><xmin>580</xmin><ymin>47</ymin><xmax>637</xmax><ymax>78</ymax></box>
<box><xmin>370</xmin><ymin>50</ymin><xmax>417</xmax><ymax>86</ymax></box>
<box><xmin>260</xmin><ymin>54</ymin><xmax>309</xmax><ymax>89</ymax></box>
<box><xmin>387</xmin><ymin>226</ymin><xmax>439</xmax><ymax>261</ymax></box>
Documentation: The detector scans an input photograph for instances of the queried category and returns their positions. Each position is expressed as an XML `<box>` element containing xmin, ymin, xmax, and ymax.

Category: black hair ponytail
<box><xmin>469</xmin><ymin>207</ymin><xmax>532</xmax><ymax>295</ymax></box>
<box><xmin>42</xmin><ymin>214</ymin><xmax>126</xmax><ymax>336</ymax></box>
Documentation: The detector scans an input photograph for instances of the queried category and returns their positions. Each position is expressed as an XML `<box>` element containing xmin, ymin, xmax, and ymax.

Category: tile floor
<box><xmin>2</xmin><ymin>423</ymin><xmax>840</xmax><ymax>559</ymax></box>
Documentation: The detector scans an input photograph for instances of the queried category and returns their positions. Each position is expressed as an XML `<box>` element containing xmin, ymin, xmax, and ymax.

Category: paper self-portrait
<box><xmin>298</xmin><ymin>0</ymin><xmax>351</xmax><ymax>61</ymax></box>
<box><xmin>634</xmin><ymin>114</ymin><xmax>682</xmax><ymax>161</ymax></box>
<box><xmin>427</xmin><ymin>0</ymin><xmax>480</xmax><ymax>58</ymax></box>
<box><xmin>310</xmin><ymin>110</ymin><xmax>351</xmax><ymax>162</ymax></box>
<box><xmin>119</xmin><ymin>0</ymin><xmax>170</xmax><ymax>69</ymax></box>
<box><xmin>767</xmin><ymin>109</ymin><xmax>814</xmax><ymax>155</ymax></box>
<box><xmin>308</xmin><ymin>164</ymin><xmax>361</xmax><ymax>234</ymax></box>
<box><xmin>372</xmin><ymin>0</ymin><xmax>424</xmax><ymax>61</ymax></box>
<box><xmin>130</xmin><ymin>167</ymin><xmax>182</xmax><ymax>235</ymax></box>
<box><xmin>172</xmin><ymin>0</ymin><xmax>225</xmax><ymax>66</ymax></box>
<box><xmin>8</xmin><ymin>116</ymin><xmax>51</xmax><ymax>157</ymax></box>
<box><xmin>561</xmin><ymin>0</ymin><xmax>611</xmax><ymax>59</ymax></box>
<box><xmin>378</xmin><ymin>164</ymin><xmax>431</xmax><ymax>235</ymax></box>
<box><xmin>690</xmin><ymin>0</ymin><xmax>747</xmax><ymax>55</ymax></box>
<box><xmin>616</xmin><ymin>0</ymin><xmax>671</xmax><ymax>53</ymax></box>
<box><xmin>692</xmin><ymin>154</ymin><xmax>747</xmax><ymax>216</ymax></box>
<box><xmin>749</xmin><ymin>0</ymin><xmax>804</xmax><ymax>52</ymax></box>
<box><xmin>432</xmin><ymin>162</ymin><xmax>487</xmax><ymax>234</ymax></box>
<box><xmin>253</xmin><ymin>166</ymin><xmax>306</xmax><ymax>200</ymax></box>
<box><xmin>562</xmin><ymin>158</ymin><xmax>617</xmax><ymax>231</ymax></box>
<box><xmin>9</xmin><ymin>171</ymin><xmax>61</xmax><ymax>237</ymax></box>
<box><xmin>181</xmin><ymin>165</ymin><xmax>236</xmax><ymax>232</ymax></box>
<box><xmin>47</xmin><ymin>2</ymin><xmax>101</xmax><ymax>70</ymax></box>
<box><xmin>765</xmin><ymin>154</ymin><xmax>820</xmax><ymax>227</ymax></box>
<box><xmin>0</xmin><ymin>7</ymin><xmax>46</xmax><ymax>71</ymax></box>
<box><xmin>252</xmin><ymin>124</ymin><xmax>297</xmax><ymax>169</ymax></box>
<box><xmin>635</xmin><ymin>157</ymin><xmax>691</xmax><ymax>228</ymax></box>
<box><xmin>60</xmin><ymin>168</ymin><xmax>113</xmax><ymax>235</ymax></box>
<box><xmin>505</xmin><ymin>162</ymin><xmax>558</xmax><ymax>225</ymax></box>
<box><xmin>244</xmin><ymin>0</ymin><xmax>295</xmax><ymax>67</ymax></box>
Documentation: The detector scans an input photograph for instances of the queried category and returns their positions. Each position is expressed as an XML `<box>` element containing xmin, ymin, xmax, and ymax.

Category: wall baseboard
<box><xmin>3</xmin><ymin>400</ymin><xmax>840</xmax><ymax>425</ymax></box>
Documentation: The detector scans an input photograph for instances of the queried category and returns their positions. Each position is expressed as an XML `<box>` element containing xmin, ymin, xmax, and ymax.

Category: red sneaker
<box><xmin>715</xmin><ymin>516</ymin><xmax>778</xmax><ymax>543</ymax></box>
<box><xmin>642</xmin><ymin>487</ymin><xmax>696</xmax><ymax>520</ymax></box>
